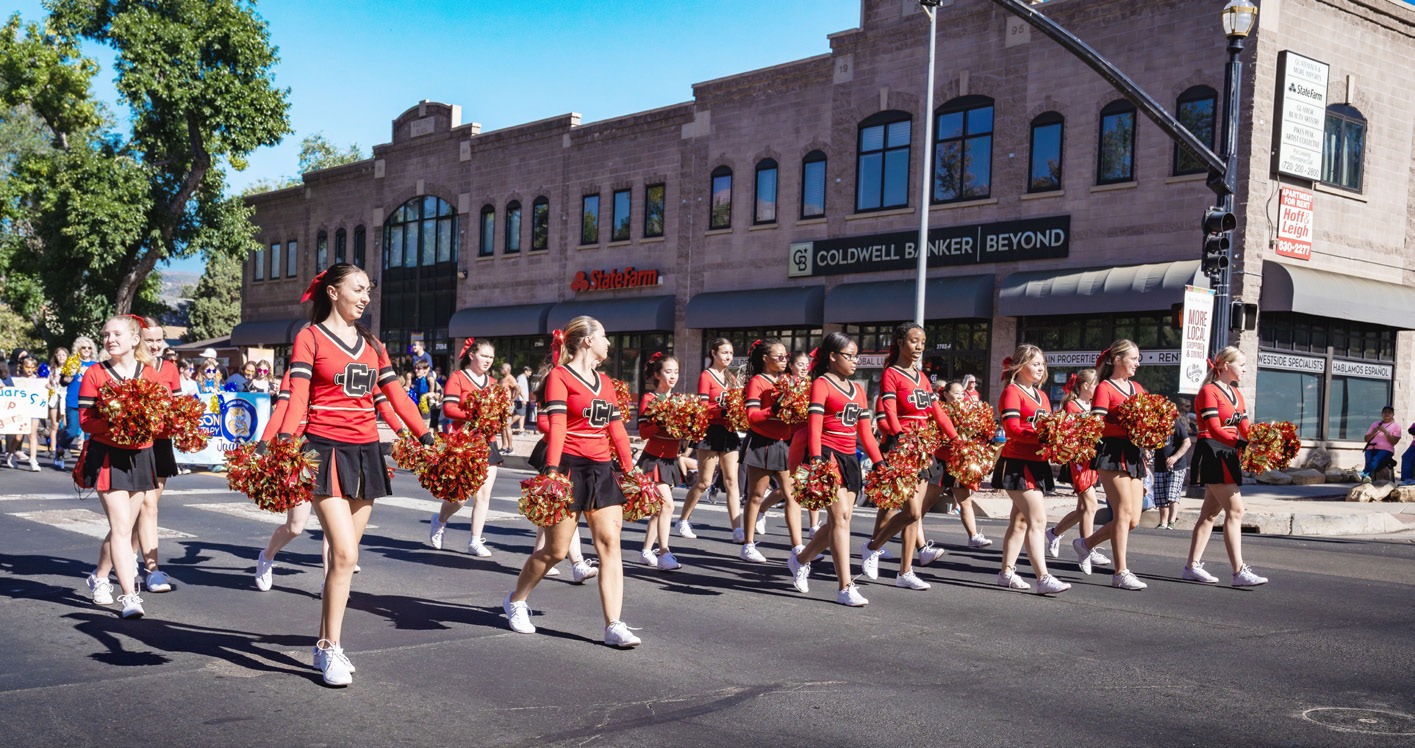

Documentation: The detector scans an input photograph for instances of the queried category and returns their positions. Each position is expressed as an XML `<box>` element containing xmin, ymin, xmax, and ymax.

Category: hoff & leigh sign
<box><xmin>788</xmin><ymin>215</ymin><xmax>1069</xmax><ymax>278</ymax></box>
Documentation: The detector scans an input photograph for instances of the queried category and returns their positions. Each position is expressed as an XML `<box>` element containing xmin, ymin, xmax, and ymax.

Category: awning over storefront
<box><xmin>823</xmin><ymin>275</ymin><xmax>992</xmax><ymax>323</ymax></box>
<box><xmin>547</xmin><ymin>294</ymin><xmax>675</xmax><ymax>332</ymax></box>
<box><xmin>998</xmin><ymin>260</ymin><xmax>1206</xmax><ymax>317</ymax></box>
<box><xmin>447</xmin><ymin>303</ymin><xmax>553</xmax><ymax>338</ymax></box>
<box><xmin>1260</xmin><ymin>262</ymin><xmax>1415</xmax><ymax>329</ymax></box>
<box><xmin>684</xmin><ymin>286</ymin><xmax>824</xmax><ymax>329</ymax></box>
<box><xmin>229</xmin><ymin>318</ymin><xmax>306</xmax><ymax>347</ymax></box>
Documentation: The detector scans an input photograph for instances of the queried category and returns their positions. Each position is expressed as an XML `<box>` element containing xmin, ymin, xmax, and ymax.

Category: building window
<box><xmin>801</xmin><ymin>150</ymin><xmax>826</xmax><ymax>218</ymax></box>
<box><xmin>269</xmin><ymin>242</ymin><xmax>282</xmax><ymax>279</ymax></box>
<box><xmin>754</xmin><ymin>159</ymin><xmax>778</xmax><ymax>224</ymax></box>
<box><xmin>253</xmin><ymin>246</ymin><xmax>265</xmax><ymax>281</ymax></box>
<box><xmin>382</xmin><ymin>195</ymin><xmax>457</xmax><ymax>269</ymax></box>
<box><xmin>316</xmin><ymin>231</ymin><xmax>328</xmax><ymax>271</ymax></box>
<box><xmin>643</xmin><ymin>184</ymin><xmax>665</xmax><ymax>238</ymax></box>
<box><xmin>1018</xmin><ymin>313</ymin><xmax>1182</xmax><ymax>397</ymax></box>
<box><xmin>479</xmin><ymin>205</ymin><xmax>495</xmax><ymax>257</ymax></box>
<box><xmin>505</xmin><ymin>201</ymin><xmax>522</xmax><ymax>253</ymax></box>
<box><xmin>933</xmin><ymin>96</ymin><xmax>993</xmax><ymax>203</ymax></box>
<box><xmin>709</xmin><ymin>166</ymin><xmax>732</xmax><ymax>230</ymax></box>
<box><xmin>611</xmin><ymin>188</ymin><xmax>631</xmax><ymax>241</ymax></box>
<box><xmin>531</xmin><ymin>196</ymin><xmax>549</xmax><ymax>251</ymax></box>
<box><xmin>1028</xmin><ymin>112</ymin><xmax>1064</xmax><ymax>192</ymax></box>
<box><xmin>856</xmin><ymin>111</ymin><xmax>911</xmax><ymax>212</ymax></box>
<box><xmin>352</xmin><ymin>225</ymin><xmax>365</xmax><ymax>268</ymax></box>
<box><xmin>1321</xmin><ymin>104</ymin><xmax>1365</xmax><ymax>192</ymax></box>
<box><xmin>581</xmin><ymin>194</ymin><xmax>600</xmax><ymax>245</ymax></box>
<box><xmin>334</xmin><ymin>228</ymin><xmax>346</xmax><ymax>265</ymax></box>
<box><xmin>846</xmin><ymin>320</ymin><xmax>993</xmax><ymax>403</ymax></box>
<box><xmin>1096</xmin><ymin>100</ymin><xmax>1136</xmax><ymax>185</ymax></box>
<box><xmin>1174</xmin><ymin>86</ymin><xmax>1217</xmax><ymax>176</ymax></box>
<box><xmin>286</xmin><ymin>240</ymin><xmax>298</xmax><ymax>277</ymax></box>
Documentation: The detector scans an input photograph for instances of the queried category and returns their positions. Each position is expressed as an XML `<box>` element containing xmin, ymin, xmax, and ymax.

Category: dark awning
<box><xmin>546</xmin><ymin>295</ymin><xmax>675</xmax><ymax>332</ymax></box>
<box><xmin>448</xmin><ymin>303</ymin><xmax>554</xmax><ymax>338</ymax></box>
<box><xmin>999</xmin><ymin>260</ymin><xmax>1207</xmax><ymax>317</ymax></box>
<box><xmin>684</xmin><ymin>286</ymin><xmax>824</xmax><ymax>329</ymax></box>
<box><xmin>230</xmin><ymin>318</ymin><xmax>306</xmax><ymax>347</ymax></box>
<box><xmin>824</xmin><ymin>275</ymin><xmax>993</xmax><ymax>324</ymax></box>
<box><xmin>1260</xmin><ymin>262</ymin><xmax>1415</xmax><ymax>329</ymax></box>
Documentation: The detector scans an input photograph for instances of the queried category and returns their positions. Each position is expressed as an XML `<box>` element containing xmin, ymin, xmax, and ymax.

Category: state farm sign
<box><xmin>570</xmin><ymin>266</ymin><xmax>662</xmax><ymax>293</ymax></box>
<box><xmin>1274</xmin><ymin>186</ymin><xmax>1313</xmax><ymax>260</ymax></box>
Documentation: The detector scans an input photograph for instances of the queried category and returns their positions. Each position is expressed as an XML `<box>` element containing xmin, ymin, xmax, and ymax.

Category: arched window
<box><xmin>1322</xmin><ymin>103</ymin><xmax>1365</xmax><ymax>192</ymax></box>
<box><xmin>1097</xmin><ymin>99</ymin><xmax>1136</xmax><ymax>184</ymax></box>
<box><xmin>856</xmin><ymin>111</ymin><xmax>911</xmax><ymax>211</ymax></box>
<box><xmin>315</xmin><ymin>230</ymin><xmax>328</xmax><ymax>271</ymax></box>
<box><xmin>801</xmin><ymin>150</ymin><xmax>827</xmax><ymax>218</ymax></box>
<box><xmin>754</xmin><ymin>158</ymin><xmax>778</xmax><ymax>224</ymax></box>
<box><xmin>382</xmin><ymin>195</ymin><xmax>457</xmax><ymax>269</ymax></box>
<box><xmin>934</xmin><ymin>95</ymin><xmax>993</xmax><ymax>202</ymax></box>
<box><xmin>531</xmin><ymin>196</ymin><xmax>549</xmax><ymax>251</ymax></box>
<box><xmin>334</xmin><ymin>228</ymin><xmax>347</xmax><ymax>265</ymax></box>
<box><xmin>709</xmin><ymin>166</ymin><xmax>733</xmax><ymax>229</ymax></box>
<box><xmin>352</xmin><ymin>225</ymin><xmax>365</xmax><ymax>268</ymax></box>
<box><xmin>505</xmin><ymin>201</ymin><xmax>522</xmax><ymax>253</ymax></box>
<box><xmin>1174</xmin><ymin>86</ymin><xmax>1217</xmax><ymax>175</ymax></box>
<box><xmin>1028</xmin><ymin>112</ymin><xmax>1064</xmax><ymax>192</ymax></box>
<box><xmin>479</xmin><ymin>205</ymin><xmax>495</xmax><ymax>257</ymax></box>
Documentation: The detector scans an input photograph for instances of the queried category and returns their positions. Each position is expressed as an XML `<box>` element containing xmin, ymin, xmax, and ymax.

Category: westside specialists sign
<box><xmin>788</xmin><ymin>215</ymin><xmax>1069</xmax><ymax>278</ymax></box>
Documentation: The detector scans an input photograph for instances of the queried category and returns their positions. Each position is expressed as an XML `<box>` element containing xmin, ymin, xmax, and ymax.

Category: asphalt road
<box><xmin>1</xmin><ymin>463</ymin><xmax>1413</xmax><ymax>747</ymax></box>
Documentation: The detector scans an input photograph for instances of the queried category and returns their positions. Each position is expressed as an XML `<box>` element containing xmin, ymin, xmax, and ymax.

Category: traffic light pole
<box><xmin>1211</xmin><ymin>35</ymin><xmax>1246</xmax><ymax>359</ymax></box>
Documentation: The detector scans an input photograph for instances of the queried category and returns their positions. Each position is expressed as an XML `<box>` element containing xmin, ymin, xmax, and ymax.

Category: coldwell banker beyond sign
<box><xmin>788</xmin><ymin>215</ymin><xmax>1069</xmax><ymax>277</ymax></box>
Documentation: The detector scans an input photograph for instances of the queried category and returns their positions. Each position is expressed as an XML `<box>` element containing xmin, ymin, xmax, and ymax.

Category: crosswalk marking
<box><xmin>377</xmin><ymin>495</ymin><xmax>523</xmax><ymax>522</ymax></box>
<box><xmin>9</xmin><ymin>509</ymin><xmax>194</xmax><ymax>539</ymax></box>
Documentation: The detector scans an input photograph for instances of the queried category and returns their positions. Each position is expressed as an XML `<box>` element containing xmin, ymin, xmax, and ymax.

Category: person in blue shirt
<box><xmin>60</xmin><ymin>336</ymin><xmax>99</xmax><ymax>469</ymax></box>
<box><xmin>225</xmin><ymin>360</ymin><xmax>254</xmax><ymax>392</ymax></box>
<box><xmin>409</xmin><ymin>339</ymin><xmax>433</xmax><ymax>372</ymax></box>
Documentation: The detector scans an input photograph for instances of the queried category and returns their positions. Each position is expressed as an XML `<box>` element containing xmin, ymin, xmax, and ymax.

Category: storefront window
<box><xmin>1018</xmin><ymin>312</ymin><xmax>1181</xmax><ymax>400</ymax></box>
<box><xmin>700</xmin><ymin>328</ymin><xmax>824</xmax><ymax>368</ymax></box>
<box><xmin>1327</xmin><ymin>375</ymin><xmax>1392</xmax><ymax>442</ymax></box>
<box><xmin>1255</xmin><ymin>368</ymin><xmax>1322</xmax><ymax>440</ymax></box>
<box><xmin>1260</xmin><ymin>312</ymin><xmax>1395</xmax><ymax>362</ymax></box>
<box><xmin>845</xmin><ymin>321</ymin><xmax>991</xmax><ymax>403</ymax></box>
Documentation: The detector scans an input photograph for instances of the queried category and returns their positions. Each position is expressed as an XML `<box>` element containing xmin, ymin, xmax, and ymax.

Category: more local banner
<box><xmin>0</xmin><ymin>378</ymin><xmax>49</xmax><ymax>435</ymax></box>
<box><xmin>1178</xmin><ymin>285</ymin><xmax>1216</xmax><ymax>395</ymax></box>
<box><xmin>179</xmin><ymin>392</ymin><xmax>271</xmax><ymax>467</ymax></box>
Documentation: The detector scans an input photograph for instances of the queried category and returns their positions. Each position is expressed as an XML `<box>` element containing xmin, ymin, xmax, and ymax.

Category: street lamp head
<box><xmin>1221</xmin><ymin>0</ymin><xmax>1258</xmax><ymax>39</ymax></box>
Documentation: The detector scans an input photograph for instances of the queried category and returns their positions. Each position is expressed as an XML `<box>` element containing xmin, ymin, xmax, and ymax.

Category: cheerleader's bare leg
<box><xmin>825</xmin><ymin>490</ymin><xmax>856</xmax><ymax>591</ymax></box>
<box><xmin>866</xmin><ymin>481</ymin><xmax>930</xmax><ymax>574</ymax></box>
<box><xmin>312</xmin><ymin>495</ymin><xmax>373</xmax><ymax>644</ymax></box>
<box><xmin>955</xmin><ymin>487</ymin><xmax>980</xmax><ymax>537</ymax></box>
<box><xmin>518</xmin><ymin>516</ymin><xmax>577</xmax><ymax>598</ymax></box>
<box><xmin>678</xmin><ymin>450</ymin><xmax>719</xmax><ymax>523</ymax></box>
<box><xmin>1085</xmin><ymin>471</ymin><xmax>1142</xmax><ymax>573</ymax></box>
<box><xmin>133</xmin><ymin>477</ymin><xmax>165</xmax><ymax>573</ymax></box>
<box><xmin>468</xmin><ymin>465</ymin><xmax>497</xmax><ymax>547</ymax></box>
<box><xmin>1187</xmin><ymin>484</ymin><xmax>1246</xmax><ymax>572</ymax></box>
<box><xmin>649</xmin><ymin>484</ymin><xmax>675</xmax><ymax>555</ymax></box>
<box><xmin>717</xmin><ymin>450</ymin><xmax>743</xmax><ymax>530</ymax></box>
<box><xmin>96</xmin><ymin>489</ymin><xmax>149</xmax><ymax>597</ymax></box>
<box><xmin>742</xmin><ymin>467</ymin><xmax>774</xmax><ymax>546</ymax></box>
<box><xmin>264</xmin><ymin>501</ymin><xmax>313</xmax><ymax>560</ymax></box>
<box><xmin>1003</xmin><ymin>489</ymin><xmax>1052</xmax><ymax>580</ymax></box>
<box><xmin>585</xmin><ymin>505</ymin><xmax>626</xmax><ymax>625</ymax></box>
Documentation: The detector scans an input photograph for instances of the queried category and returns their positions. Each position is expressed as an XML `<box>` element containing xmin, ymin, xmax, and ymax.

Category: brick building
<box><xmin>240</xmin><ymin>0</ymin><xmax>1415</xmax><ymax>462</ymax></box>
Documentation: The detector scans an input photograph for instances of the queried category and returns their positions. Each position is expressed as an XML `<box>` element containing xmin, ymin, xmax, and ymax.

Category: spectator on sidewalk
<box><xmin>225</xmin><ymin>361</ymin><xmax>254</xmax><ymax>392</ymax></box>
<box><xmin>1152</xmin><ymin>418</ymin><xmax>1192</xmax><ymax>528</ymax></box>
<box><xmin>512</xmin><ymin>365</ymin><xmax>530</xmax><ymax>434</ymax></box>
<box><xmin>409</xmin><ymin>339</ymin><xmax>433</xmax><ymax>372</ymax></box>
<box><xmin>1360</xmin><ymin>407</ymin><xmax>1401</xmax><ymax>482</ymax></box>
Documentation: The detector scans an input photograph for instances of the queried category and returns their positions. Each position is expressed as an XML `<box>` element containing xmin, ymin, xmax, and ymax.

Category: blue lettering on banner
<box><xmin>788</xmin><ymin>215</ymin><xmax>1069</xmax><ymax>278</ymax></box>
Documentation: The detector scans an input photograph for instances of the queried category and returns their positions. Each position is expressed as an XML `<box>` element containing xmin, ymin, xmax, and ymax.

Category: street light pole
<box><xmin>914</xmin><ymin>0</ymin><xmax>940</xmax><ymax>326</ymax></box>
<box><xmin>1211</xmin><ymin>0</ymin><xmax>1256</xmax><ymax>358</ymax></box>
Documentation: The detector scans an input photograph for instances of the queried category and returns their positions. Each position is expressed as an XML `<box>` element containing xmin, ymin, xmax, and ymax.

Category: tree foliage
<box><xmin>186</xmin><ymin>247</ymin><xmax>243</xmax><ymax>341</ymax></box>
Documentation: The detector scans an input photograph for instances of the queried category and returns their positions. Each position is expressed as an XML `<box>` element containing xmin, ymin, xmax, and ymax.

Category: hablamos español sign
<box><xmin>787</xmin><ymin>215</ymin><xmax>1069</xmax><ymax>278</ymax></box>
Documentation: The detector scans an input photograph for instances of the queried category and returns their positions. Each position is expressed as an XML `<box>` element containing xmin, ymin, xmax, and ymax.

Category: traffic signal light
<box><xmin>1201</xmin><ymin>207</ymin><xmax>1235</xmax><ymax>280</ymax></box>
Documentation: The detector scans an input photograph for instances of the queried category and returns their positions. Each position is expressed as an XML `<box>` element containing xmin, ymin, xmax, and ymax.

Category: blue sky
<box><xmin>10</xmin><ymin>0</ymin><xmax>864</xmax><ymax>274</ymax></box>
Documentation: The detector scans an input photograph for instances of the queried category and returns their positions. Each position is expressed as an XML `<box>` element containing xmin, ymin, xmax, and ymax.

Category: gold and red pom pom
<box><xmin>611</xmin><ymin>378</ymin><xmax>633</xmax><ymax>413</ymax></box>
<box><xmin>791</xmin><ymin>458</ymin><xmax>843</xmax><ymax>511</ymax></box>
<box><xmin>619</xmin><ymin>468</ymin><xmax>665</xmax><ymax>522</ymax></box>
<box><xmin>163</xmin><ymin>395</ymin><xmax>210</xmax><ymax>453</ymax></box>
<box><xmin>519</xmin><ymin>472</ymin><xmax>574</xmax><ymax>527</ymax></box>
<box><xmin>864</xmin><ymin>454</ymin><xmax>920</xmax><ymax>510</ymax></box>
<box><xmin>1113</xmin><ymin>393</ymin><xmax>1180</xmax><ymax>450</ymax></box>
<box><xmin>96</xmin><ymin>378</ymin><xmax>170</xmax><ymax>446</ymax></box>
<box><xmin>226</xmin><ymin>437</ymin><xmax>317</xmax><ymax>513</ymax></box>
<box><xmin>1241</xmin><ymin>420</ymin><xmax>1301</xmax><ymax>474</ymax></box>
<box><xmin>722</xmin><ymin>387</ymin><xmax>749</xmax><ymax>432</ymax></box>
<box><xmin>1036</xmin><ymin>410</ymin><xmax>1104</xmax><ymax>465</ymax></box>
<box><xmin>944</xmin><ymin>440</ymin><xmax>1001</xmax><ymax>488</ymax></box>
<box><xmin>773</xmin><ymin>374</ymin><xmax>810</xmax><ymax>426</ymax></box>
<box><xmin>642</xmin><ymin>393</ymin><xmax>709</xmax><ymax>442</ymax></box>
<box><xmin>461</xmin><ymin>384</ymin><xmax>513</xmax><ymax>442</ymax></box>
<box><xmin>945</xmin><ymin>398</ymin><xmax>999</xmax><ymax>442</ymax></box>
<box><xmin>395</xmin><ymin>430</ymin><xmax>491</xmax><ymax>503</ymax></box>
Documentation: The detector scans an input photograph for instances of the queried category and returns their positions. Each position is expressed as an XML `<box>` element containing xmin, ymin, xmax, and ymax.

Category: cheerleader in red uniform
<box><xmin>274</xmin><ymin>264</ymin><xmax>433</xmax><ymax>686</ymax></box>
<box><xmin>634</xmin><ymin>353</ymin><xmax>683</xmax><ymax>572</ymax></box>
<box><xmin>789</xmin><ymin>350</ymin><xmax>824</xmax><ymax>536</ymax></box>
<box><xmin>525</xmin><ymin>390</ymin><xmax>599</xmax><ymax>584</ymax></box>
<box><xmin>504</xmin><ymin>316</ymin><xmax>642</xmax><ymax>648</ymax></box>
<box><xmin>784</xmin><ymin>332</ymin><xmax>884</xmax><ymax>607</ymax></box>
<box><xmin>676</xmin><ymin>338</ymin><xmax>742</xmax><ymax>542</ymax></box>
<box><xmin>934</xmin><ymin>381</ymin><xmax>992</xmax><ymax>549</ymax></box>
<box><xmin>78</xmin><ymin>315</ymin><xmax>165</xmax><ymax>618</ymax></box>
<box><xmin>859</xmin><ymin>324</ymin><xmax>961</xmax><ymax>590</ymax></box>
<box><xmin>432</xmin><ymin>337</ymin><xmax>504</xmax><ymax>556</ymax></box>
<box><xmin>1185</xmin><ymin>346</ymin><xmax>1267</xmax><ymax>587</ymax></box>
<box><xmin>1044</xmin><ymin>369</ymin><xmax>1111</xmax><ymax>569</ymax></box>
<box><xmin>991</xmin><ymin>346</ymin><xmax>1070</xmax><ymax>594</ymax></box>
<box><xmin>1071</xmin><ymin>339</ymin><xmax>1148</xmax><ymax>591</ymax></box>
<box><xmin>739</xmin><ymin>339</ymin><xmax>803</xmax><ymax>562</ymax></box>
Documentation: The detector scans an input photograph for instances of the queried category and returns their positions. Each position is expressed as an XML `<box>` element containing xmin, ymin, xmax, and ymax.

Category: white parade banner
<box><xmin>0</xmin><ymin>378</ymin><xmax>51</xmax><ymax>434</ymax></box>
<box><xmin>178</xmin><ymin>391</ymin><xmax>271</xmax><ymax>467</ymax></box>
<box><xmin>1178</xmin><ymin>285</ymin><xmax>1216</xmax><ymax>396</ymax></box>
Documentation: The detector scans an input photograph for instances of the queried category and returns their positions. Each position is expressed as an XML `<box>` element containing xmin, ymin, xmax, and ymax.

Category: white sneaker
<box><xmin>1231</xmin><ymin>564</ymin><xmax>1268</xmax><ymax>587</ymax></box>
<box><xmin>604</xmin><ymin>620</ymin><xmax>641</xmax><ymax>648</ymax></box>
<box><xmin>860</xmin><ymin>542</ymin><xmax>883</xmax><ymax>580</ymax></box>
<box><xmin>503</xmin><ymin>594</ymin><xmax>535</xmax><ymax>634</ymax></box>
<box><xmin>312</xmin><ymin>642</ymin><xmax>355</xmax><ymax>672</ymax></box>
<box><xmin>968</xmin><ymin>533</ymin><xmax>993</xmax><ymax>548</ymax></box>
<box><xmin>1035</xmin><ymin>574</ymin><xmax>1071</xmax><ymax>595</ymax></box>
<box><xmin>254</xmin><ymin>551</ymin><xmax>274</xmax><ymax>591</ymax></box>
<box><xmin>1182</xmin><ymin>562</ymin><xmax>1219</xmax><ymax>584</ymax></box>
<box><xmin>1045</xmin><ymin>528</ymin><xmax>1062</xmax><ymax>558</ymax></box>
<box><xmin>1088</xmin><ymin>549</ymin><xmax>1112</xmax><ymax>567</ymax></box>
<box><xmin>144</xmin><ymin>569</ymin><xmax>173</xmax><ymax>593</ymax></box>
<box><xmin>918</xmin><ymin>542</ymin><xmax>946</xmax><ymax>566</ymax></box>
<box><xmin>468</xmin><ymin>537</ymin><xmax>492</xmax><ymax>557</ymax></box>
<box><xmin>427</xmin><ymin>514</ymin><xmax>446</xmax><ymax>549</ymax></box>
<box><xmin>836</xmin><ymin>584</ymin><xmax>869</xmax><ymax>606</ymax></box>
<box><xmin>808</xmin><ymin>520</ymin><xmax>825</xmax><ymax>539</ymax></box>
<box><xmin>1111</xmin><ymin>570</ymin><xmax>1147</xmax><ymax>590</ymax></box>
<box><xmin>87</xmin><ymin>573</ymin><xmax>114</xmax><ymax>605</ymax></box>
<box><xmin>676</xmin><ymin>519</ymin><xmax>697</xmax><ymax>539</ymax></box>
<box><xmin>118</xmin><ymin>593</ymin><xmax>145</xmax><ymax>618</ymax></box>
<box><xmin>997</xmin><ymin>568</ymin><xmax>1031</xmax><ymax>590</ymax></box>
<box><xmin>639</xmin><ymin>548</ymin><xmax>659</xmax><ymax>566</ymax></box>
<box><xmin>1072</xmin><ymin>538</ymin><xmax>1092</xmax><ymax>576</ymax></box>
<box><xmin>754</xmin><ymin>513</ymin><xmax>767</xmax><ymax>536</ymax></box>
<box><xmin>731</xmin><ymin>527</ymin><xmax>745</xmax><ymax>544</ymax></box>
<box><xmin>4</xmin><ymin>454</ymin><xmax>13</xmax><ymax>469</ymax></box>
<box><xmin>739</xmin><ymin>543</ymin><xmax>767</xmax><ymax>563</ymax></box>
<box><xmin>316</xmin><ymin>640</ymin><xmax>352</xmax><ymax>686</ymax></box>
<box><xmin>787</xmin><ymin>551</ymin><xmax>811</xmax><ymax>593</ymax></box>
<box><xmin>571</xmin><ymin>560</ymin><xmax>599</xmax><ymax>584</ymax></box>
<box><xmin>27</xmin><ymin>457</ymin><xmax>40</xmax><ymax>472</ymax></box>
<box><xmin>656</xmin><ymin>550</ymin><xmax>682</xmax><ymax>571</ymax></box>
<box><xmin>895</xmin><ymin>571</ymin><xmax>931</xmax><ymax>590</ymax></box>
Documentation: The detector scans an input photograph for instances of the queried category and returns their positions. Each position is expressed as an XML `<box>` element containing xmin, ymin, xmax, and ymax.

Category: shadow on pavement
<box><xmin>62</xmin><ymin>610</ymin><xmax>312</xmax><ymax>675</ymax></box>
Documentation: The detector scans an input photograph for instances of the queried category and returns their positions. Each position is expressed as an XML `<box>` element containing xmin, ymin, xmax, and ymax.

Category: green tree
<box><xmin>185</xmin><ymin>248</ymin><xmax>243</xmax><ymax>341</ymax></box>
<box><xmin>298</xmin><ymin>131</ymin><xmax>364</xmax><ymax>173</ymax></box>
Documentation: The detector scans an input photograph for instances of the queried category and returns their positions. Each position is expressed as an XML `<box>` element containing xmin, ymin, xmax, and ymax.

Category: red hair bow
<box><xmin>999</xmin><ymin>356</ymin><xmax>1014</xmax><ymax>383</ymax></box>
<box><xmin>300</xmin><ymin>269</ymin><xmax>329</xmax><ymax>303</ymax></box>
<box><xmin>1205</xmin><ymin>357</ymin><xmax>1218</xmax><ymax>371</ymax></box>
<box><xmin>459</xmin><ymin>337</ymin><xmax>476</xmax><ymax>361</ymax></box>
<box><xmin>127</xmin><ymin>314</ymin><xmax>148</xmax><ymax>330</ymax></box>
<box><xmin>1062</xmin><ymin>373</ymin><xmax>1078</xmax><ymax>394</ymax></box>
<box><xmin>751</xmin><ymin>338</ymin><xmax>763</xmax><ymax>351</ymax></box>
<box><xmin>1094</xmin><ymin>347</ymin><xmax>1113</xmax><ymax>371</ymax></box>
<box><xmin>649</xmin><ymin>351</ymin><xmax>663</xmax><ymax>363</ymax></box>
<box><xmin>550</xmin><ymin>329</ymin><xmax>566</xmax><ymax>365</ymax></box>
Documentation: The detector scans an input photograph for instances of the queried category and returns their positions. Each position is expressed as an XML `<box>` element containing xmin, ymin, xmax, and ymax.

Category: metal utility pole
<box><xmin>914</xmin><ymin>1</ymin><xmax>942</xmax><ymax>326</ymax></box>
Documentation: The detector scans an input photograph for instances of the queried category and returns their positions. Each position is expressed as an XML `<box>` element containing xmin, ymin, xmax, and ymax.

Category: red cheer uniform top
<box><xmin>637</xmin><ymin>391</ymin><xmax>683</xmax><ymax>459</ymax></box>
<box><xmin>542</xmin><ymin>365</ymin><xmax>634</xmax><ymax>468</ymax></box>
<box><xmin>999</xmin><ymin>382</ymin><xmax>1051</xmax><ymax>461</ymax></box>
<box><xmin>697</xmin><ymin>368</ymin><xmax>732</xmax><ymax>426</ymax></box>
<box><xmin>77</xmin><ymin>361</ymin><xmax>165</xmax><ymax>449</ymax></box>
<box><xmin>441</xmin><ymin>368</ymin><xmax>500</xmax><ymax>444</ymax></box>
<box><xmin>1091</xmin><ymin>378</ymin><xmax>1148</xmax><ymax>440</ymax></box>
<box><xmin>878</xmin><ymin>365</ymin><xmax>960</xmax><ymax>441</ymax></box>
<box><xmin>152</xmin><ymin>359</ymin><xmax>182</xmax><ymax>396</ymax></box>
<box><xmin>1195</xmin><ymin>381</ymin><xmax>1250</xmax><ymax>448</ymax></box>
<box><xmin>280</xmin><ymin>324</ymin><xmax>427</xmax><ymax>442</ymax></box>
<box><xmin>805</xmin><ymin>376</ymin><xmax>882</xmax><ymax>462</ymax></box>
<box><xmin>744</xmin><ymin>373</ymin><xmax>794</xmax><ymax>442</ymax></box>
